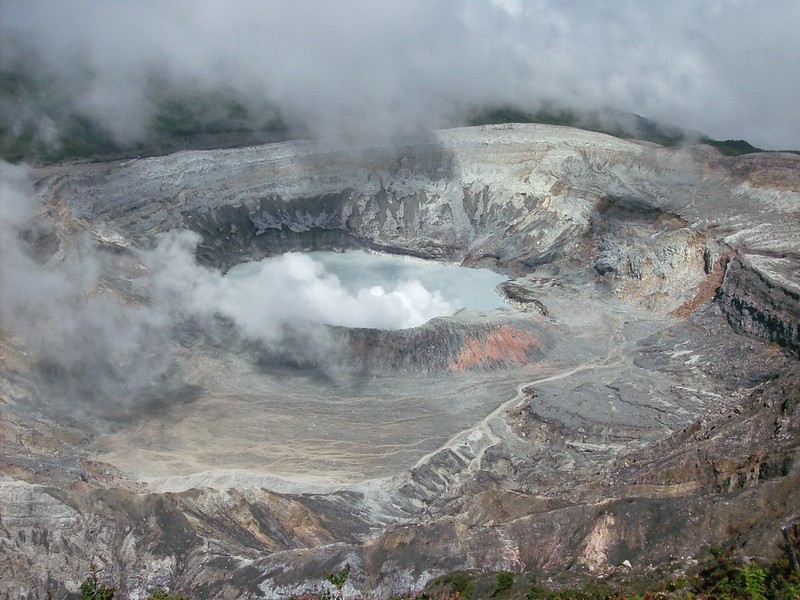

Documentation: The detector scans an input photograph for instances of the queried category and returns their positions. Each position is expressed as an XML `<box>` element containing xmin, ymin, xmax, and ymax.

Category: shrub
<box><xmin>766</xmin><ymin>557</ymin><xmax>800</xmax><ymax>600</ymax></box>
<box><xmin>525</xmin><ymin>578</ymin><xmax>547</xmax><ymax>600</ymax></box>
<box><xmin>80</xmin><ymin>564</ymin><xmax>115</xmax><ymax>600</ymax></box>
<box><xmin>147</xmin><ymin>590</ymin><xmax>188</xmax><ymax>600</ymax></box>
<box><xmin>742</xmin><ymin>563</ymin><xmax>768</xmax><ymax>600</ymax></box>
<box><xmin>496</xmin><ymin>571</ymin><xmax>515</xmax><ymax>593</ymax></box>
<box><xmin>442</xmin><ymin>572</ymin><xmax>475</xmax><ymax>599</ymax></box>
<box><xmin>320</xmin><ymin>563</ymin><xmax>351</xmax><ymax>600</ymax></box>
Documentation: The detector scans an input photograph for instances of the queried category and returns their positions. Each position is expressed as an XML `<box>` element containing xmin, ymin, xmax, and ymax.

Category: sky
<box><xmin>1</xmin><ymin>0</ymin><xmax>799</xmax><ymax>149</ymax></box>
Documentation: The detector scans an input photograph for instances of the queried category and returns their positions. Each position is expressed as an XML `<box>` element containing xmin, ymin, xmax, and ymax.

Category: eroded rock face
<box><xmin>2</xmin><ymin>124</ymin><xmax>799</xmax><ymax>598</ymax></box>
<box><xmin>341</xmin><ymin>313</ymin><xmax>552</xmax><ymax>373</ymax></box>
<box><xmin>718</xmin><ymin>254</ymin><xmax>800</xmax><ymax>356</ymax></box>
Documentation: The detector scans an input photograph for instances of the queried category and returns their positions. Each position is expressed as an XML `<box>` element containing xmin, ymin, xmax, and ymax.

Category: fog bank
<box><xmin>2</xmin><ymin>0</ymin><xmax>799</xmax><ymax>150</ymax></box>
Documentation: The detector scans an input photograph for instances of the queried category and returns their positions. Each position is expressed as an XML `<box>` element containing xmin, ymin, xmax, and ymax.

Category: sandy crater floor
<box><xmin>92</xmin><ymin>291</ymin><xmax>679</xmax><ymax>493</ymax></box>
<box><xmin>94</xmin><ymin>347</ymin><xmax>530</xmax><ymax>488</ymax></box>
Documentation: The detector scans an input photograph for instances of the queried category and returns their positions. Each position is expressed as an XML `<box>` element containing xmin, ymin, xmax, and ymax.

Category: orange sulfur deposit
<box><xmin>450</xmin><ymin>326</ymin><xmax>543</xmax><ymax>371</ymax></box>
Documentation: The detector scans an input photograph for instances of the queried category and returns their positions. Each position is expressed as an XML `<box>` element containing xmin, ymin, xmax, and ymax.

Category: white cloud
<box><xmin>491</xmin><ymin>0</ymin><xmax>523</xmax><ymax>18</ymax></box>
<box><xmin>1</xmin><ymin>0</ymin><xmax>798</xmax><ymax>148</ymax></box>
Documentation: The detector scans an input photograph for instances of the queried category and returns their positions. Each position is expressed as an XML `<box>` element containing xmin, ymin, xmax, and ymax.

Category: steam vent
<box><xmin>1</xmin><ymin>124</ymin><xmax>799</xmax><ymax>598</ymax></box>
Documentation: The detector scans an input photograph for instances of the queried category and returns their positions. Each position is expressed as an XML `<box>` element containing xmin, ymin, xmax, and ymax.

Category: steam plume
<box><xmin>0</xmin><ymin>165</ymin><xmax>458</xmax><ymax>416</ymax></box>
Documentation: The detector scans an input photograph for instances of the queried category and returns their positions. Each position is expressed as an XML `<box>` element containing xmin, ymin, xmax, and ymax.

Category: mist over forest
<box><xmin>2</xmin><ymin>0</ymin><xmax>799</xmax><ymax>163</ymax></box>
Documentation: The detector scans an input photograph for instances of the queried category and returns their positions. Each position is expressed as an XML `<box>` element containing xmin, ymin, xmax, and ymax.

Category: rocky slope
<box><xmin>1</xmin><ymin>124</ymin><xmax>799</xmax><ymax>598</ymax></box>
<box><xmin>718</xmin><ymin>254</ymin><xmax>800</xmax><ymax>355</ymax></box>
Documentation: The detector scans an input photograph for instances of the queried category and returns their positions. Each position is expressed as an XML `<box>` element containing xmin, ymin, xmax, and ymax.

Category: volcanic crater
<box><xmin>1</xmin><ymin>124</ymin><xmax>799</xmax><ymax>598</ymax></box>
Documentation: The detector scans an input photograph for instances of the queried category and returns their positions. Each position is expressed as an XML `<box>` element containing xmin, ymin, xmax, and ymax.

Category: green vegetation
<box><xmin>1</xmin><ymin>56</ymin><xmax>774</xmax><ymax>165</ymax></box>
<box><xmin>692</xmin><ymin>546</ymin><xmax>800</xmax><ymax>600</ymax></box>
<box><xmin>468</xmin><ymin>103</ymin><xmax>774</xmax><ymax>156</ymax></box>
<box><xmin>433</xmin><ymin>571</ymin><xmax>477</xmax><ymax>598</ymax></box>
<box><xmin>76</xmin><ymin>562</ymin><xmax>185</xmax><ymax>600</ymax></box>
<box><xmin>0</xmin><ymin>64</ymin><xmax>121</xmax><ymax>163</ymax></box>
<box><xmin>149</xmin><ymin>84</ymin><xmax>251</xmax><ymax>138</ymax></box>
<box><xmin>0</xmin><ymin>64</ymin><xmax>290</xmax><ymax>164</ymax></box>
<box><xmin>320</xmin><ymin>563</ymin><xmax>351</xmax><ymax>600</ymax></box>
<box><xmin>146</xmin><ymin>591</ymin><xmax>188</xmax><ymax>600</ymax></box>
<box><xmin>524</xmin><ymin>577</ymin><xmax>548</xmax><ymax>600</ymax></box>
<box><xmin>79</xmin><ymin>565</ymin><xmax>115</xmax><ymax>600</ymax></box>
<box><xmin>468</xmin><ymin>103</ymin><xmax>689</xmax><ymax>148</ymax></box>
<box><xmin>701</xmin><ymin>138</ymin><xmax>765</xmax><ymax>156</ymax></box>
<box><xmin>495</xmin><ymin>571</ymin><xmax>515</xmax><ymax>594</ymax></box>
<box><xmin>53</xmin><ymin>552</ymin><xmax>800</xmax><ymax>599</ymax></box>
<box><xmin>312</xmin><ymin>549</ymin><xmax>799</xmax><ymax>600</ymax></box>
